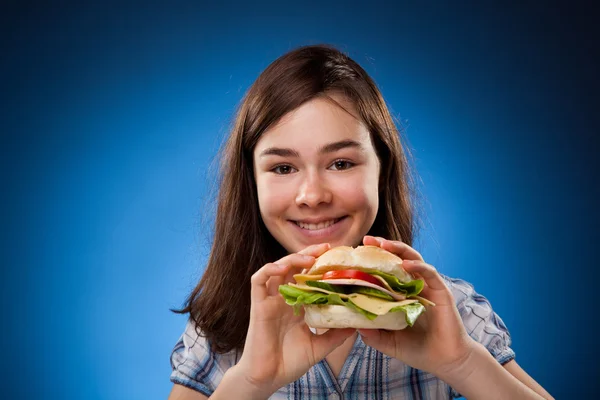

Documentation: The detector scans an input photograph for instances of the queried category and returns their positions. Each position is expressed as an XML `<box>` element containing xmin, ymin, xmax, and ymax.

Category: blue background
<box><xmin>2</xmin><ymin>2</ymin><xmax>598</xmax><ymax>399</ymax></box>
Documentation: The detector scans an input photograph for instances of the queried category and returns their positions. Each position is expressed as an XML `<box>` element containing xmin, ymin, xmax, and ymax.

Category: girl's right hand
<box><xmin>232</xmin><ymin>243</ymin><xmax>355</xmax><ymax>398</ymax></box>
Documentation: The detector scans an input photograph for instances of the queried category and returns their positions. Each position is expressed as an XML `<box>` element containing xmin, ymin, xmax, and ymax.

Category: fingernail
<box><xmin>403</xmin><ymin>259</ymin><xmax>414</xmax><ymax>265</ymax></box>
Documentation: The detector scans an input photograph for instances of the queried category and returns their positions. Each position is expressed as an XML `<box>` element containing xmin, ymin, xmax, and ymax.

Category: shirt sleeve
<box><xmin>170</xmin><ymin>319</ymin><xmax>236</xmax><ymax>396</ymax></box>
<box><xmin>443</xmin><ymin>275</ymin><xmax>516</xmax><ymax>398</ymax></box>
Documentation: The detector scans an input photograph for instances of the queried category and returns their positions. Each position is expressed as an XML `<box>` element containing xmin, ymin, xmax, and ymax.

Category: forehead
<box><xmin>254</xmin><ymin>95</ymin><xmax>372</xmax><ymax>152</ymax></box>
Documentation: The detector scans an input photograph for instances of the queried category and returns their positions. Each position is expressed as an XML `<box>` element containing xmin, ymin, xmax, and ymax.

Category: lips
<box><xmin>284</xmin><ymin>216</ymin><xmax>351</xmax><ymax>247</ymax></box>
<box><xmin>292</xmin><ymin>217</ymin><xmax>346</xmax><ymax>231</ymax></box>
<box><xmin>295</xmin><ymin>219</ymin><xmax>336</xmax><ymax>230</ymax></box>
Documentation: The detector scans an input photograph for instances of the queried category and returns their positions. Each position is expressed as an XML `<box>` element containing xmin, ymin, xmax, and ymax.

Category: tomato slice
<box><xmin>322</xmin><ymin>270</ymin><xmax>384</xmax><ymax>288</ymax></box>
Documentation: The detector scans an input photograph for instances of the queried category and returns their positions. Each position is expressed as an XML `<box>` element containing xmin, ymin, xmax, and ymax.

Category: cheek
<box><xmin>335</xmin><ymin>176</ymin><xmax>379</xmax><ymax>214</ymax></box>
<box><xmin>256</xmin><ymin>178</ymin><xmax>293</xmax><ymax>219</ymax></box>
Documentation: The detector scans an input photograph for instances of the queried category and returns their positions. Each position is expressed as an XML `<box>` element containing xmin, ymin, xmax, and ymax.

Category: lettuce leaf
<box><xmin>389</xmin><ymin>302</ymin><xmax>425</xmax><ymax>327</ymax></box>
<box><xmin>369</xmin><ymin>271</ymin><xmax>424</xmax><ymax>296</ymax></box>
<box><xmin>278</xmin><ymin>284</ymin><xmax>424</xmax><ymax>324</ymax></box>
<box><xmin>351</xmin><ymin>286</ymin><xmax>393</xmax><ymax>300</ymax></box>
<box><xmin>305</xmin><ymin>281</ymin><xmax>394</xmax><ymax>300</ymax></box>
<box><xmin>345</xmin><ymin>299</ymin><xmax>378</xmax><ymax>320</ymax></box>
<box><xmin>278</xmin><ymin>285</ymin><xmax>331</xmax><ymax>315</ymax></box>
<box><xmin>305</xmin><ymin>280</ymin><xmax>346</xmax><ymax>293</ymax></box>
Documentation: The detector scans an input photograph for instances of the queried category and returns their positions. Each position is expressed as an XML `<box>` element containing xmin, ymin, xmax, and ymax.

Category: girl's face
<box><xmin>253</xmin><ymin>94</ymin><xmax>380</xmax><ymax>253</ymax></box>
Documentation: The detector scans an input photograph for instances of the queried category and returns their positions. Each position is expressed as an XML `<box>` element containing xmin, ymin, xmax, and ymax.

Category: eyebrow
<box><xmin>319</xmin><ymin>139</ymin><xmax>363</xmax><ymax>154</ymax></box>
<box><xmin>258</xmin><ymin>139</ymin><xmax>363</xmax><ymax>158</ymax></box>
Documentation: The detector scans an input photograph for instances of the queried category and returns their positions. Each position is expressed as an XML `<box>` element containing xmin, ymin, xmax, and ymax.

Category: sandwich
<box><xmin>278</xmin><ymin>245</ymin><xmax>434</xmax><ymax>330</ymax></box>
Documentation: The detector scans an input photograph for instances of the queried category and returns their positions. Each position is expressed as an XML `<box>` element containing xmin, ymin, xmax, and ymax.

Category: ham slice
<box><xmin>319</xmin><ymin>279</ymin><xmax>407</xmax><ymax>301</ymax></box>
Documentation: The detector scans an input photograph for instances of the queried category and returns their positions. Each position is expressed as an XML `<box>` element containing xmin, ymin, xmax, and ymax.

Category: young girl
<box><xmin>169</xmin><ymin>45</ymin><xmax>552</xmax><ymax>399</ymax></box>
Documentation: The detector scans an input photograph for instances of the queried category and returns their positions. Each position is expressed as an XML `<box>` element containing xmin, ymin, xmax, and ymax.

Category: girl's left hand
<box><xmin>359</xmin><ymin>236</ymin><xmax>477</xmax><ymax>377</ymax></box>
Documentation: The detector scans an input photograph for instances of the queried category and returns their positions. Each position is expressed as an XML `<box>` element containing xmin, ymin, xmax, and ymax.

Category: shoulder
<box><xmin>170</xmin><ymin>319</ymin><xmax>239</xmax><ymax>396</ymax></box>
<box><xmin>442</xmin><ymin>275</ymin><xmax>490</xmax><ymax>306</ymax></box>
<box><xmin>442</xmin><ymin>274</ymin><xmax>504</xmax><ymax>324</ymax></box>
<box><xmin>441</xmin><ymin>274</ymin><xmax>515</xmax><ymax>365</ymax></box>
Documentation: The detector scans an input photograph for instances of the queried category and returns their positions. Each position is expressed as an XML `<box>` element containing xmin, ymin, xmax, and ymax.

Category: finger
<box><xmin>298</xmin><ymin>242</ymin><xmax>331</xmax><ymax>257</ymax></box>
<box><xmin>310</xmin><ymin>328</ymin><xmax>356</xmax><ymax>361</ymax></box>
<box><xmin>251</xmin><ymin>254</ymin><xmax>314</xmax><ymax>302</ymax></box>
<box><xmin>363</xmin><ymin>236</ymin><xmax>424</xmax><ymax>262</ymax></box>
<box><xmin>363</xmin><ymin>235</ymin><xmax>382</xmax><ymax>246</ymax></box>
<box><xmin>381</xmin><ymin>240</ymin><xmax>423</xmax><ymax>262</ymax></box>
<box><xmin>251</xmin><ymin>263</ymin><xmax>288</xmax><ymax>302</ymax></box>
<box><xmin>357</xmin><ymin>329</ymin><xmax>404</xmax><ymax>356</ymax></box>
<box><xmin>266</xmin><ymin>275</ymin><xmax>285</xmax><ymax>296</ymax></box>
<box><xmin>266</xmin><ymin>267</ymin><xmax>303</xmax><ymax>296</ymax></box>
<box><xmin>286</xmin><ymin>243</ymin><xmax>330</xmax><ymax>278</ymax></box>
<box><xmin>363</xmin><ymin>235</ymin><xmax>390</xmax><ymax>246</ymax></box>
<box><xmin>267</xmin><ymin>248</ymin><xmax>328</xmax><ymax>295</ymax></box>
<box><xmin>400</xmin><ymin>260</ymin><xmax>447</xmax><ymax>291</ymax></box>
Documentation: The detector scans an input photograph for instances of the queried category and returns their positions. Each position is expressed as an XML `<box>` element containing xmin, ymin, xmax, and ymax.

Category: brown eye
<box><xmin>272</xmin><ymin>165</ymin><xmax>294</xmax><ymax>174</ymax></box>
<box><xmin>329</xmin><ymin>160</ymin><xmax>354</xmax><ymax>171</ymax></box>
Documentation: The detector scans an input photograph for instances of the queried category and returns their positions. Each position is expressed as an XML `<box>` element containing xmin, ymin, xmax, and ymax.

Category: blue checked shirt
<box><xmin>170</xmin><ymin>276</ymin><xmax>515</xmax><ymax>399</ymax></box>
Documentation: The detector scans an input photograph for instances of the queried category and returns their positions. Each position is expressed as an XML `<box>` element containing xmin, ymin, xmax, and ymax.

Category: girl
<box><xmin>169</xmin><ymin>45</ymin><xmax>552</xmax><ymax>399</ymax></box>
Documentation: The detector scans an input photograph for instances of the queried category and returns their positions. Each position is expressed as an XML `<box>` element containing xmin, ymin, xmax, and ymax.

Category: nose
<box><xmin>295</xmin><ymin>171</ymin><xmax>332</xmax><ymax>207</ymax></box>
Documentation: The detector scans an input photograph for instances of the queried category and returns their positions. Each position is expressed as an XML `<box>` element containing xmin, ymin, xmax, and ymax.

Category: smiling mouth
<box><xmin>293</xmin><ymin>217</ymin><xmax>345</xmax><ymax>231</ymax></box>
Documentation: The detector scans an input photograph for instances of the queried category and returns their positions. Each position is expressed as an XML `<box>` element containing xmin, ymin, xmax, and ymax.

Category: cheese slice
<box><xmin>319</xmin><ymin>279</ymin><xmax>406</xmax><ymax>300</ymax></box>
<box><xmin>292</xmin><ymin>273</ymin><xmax>324</xmax><ymax>285</ymax></box>
<box><xmin>288</xmin><ymin>283</ymin><xmax>419</xmax><ymax>315</ymax></box>
<box><xmin>348</xmin><ymin>295</ymin><xmax>418</xmax><ymax>316</ymax></box>
<box><xmin>414</xmin><ymin>295</ymin><xmax>436</xmax><ymax>307</ymax></box>
<box><xmin>372</xmin><ymin>275</ymin><xmax>396</xmax><ymax>292</ymax></box>
<box><xmin>288</xmin><ymin>283</ymin><xmax>351</xmax><ymax>298</ymax></box>
<box><xmin>372</xmin><ymin>275</ymin><xmax>414</xmax><ymax>299</ymax></box>
<box><xmin>296</xmin><ymin>272</ymin><xmax>419</xmax><ymax>303</ymax></box>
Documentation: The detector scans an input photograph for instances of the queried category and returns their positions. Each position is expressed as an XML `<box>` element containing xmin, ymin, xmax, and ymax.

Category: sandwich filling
<box><xmin>279</xmin><ymin>268</ymin><xmax>433</xmax><ymax>327</ymax></box>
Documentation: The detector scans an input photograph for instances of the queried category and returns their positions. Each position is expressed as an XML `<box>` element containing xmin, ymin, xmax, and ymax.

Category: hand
<box><xmin>234</xmin><ymin>243</ymin><xmax>355</xmax><ymax>397</ymax></box>
<box><xmin>359</xmin><ymin>236</ymin><xmax>477</xmax><ymax>377</ymax></box>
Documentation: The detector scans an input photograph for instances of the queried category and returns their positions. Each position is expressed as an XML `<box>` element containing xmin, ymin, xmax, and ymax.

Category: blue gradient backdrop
<box><xmin>3</xmin><ymin>2</ymin><xmax>598</xmax><ymax>399</ymax></box>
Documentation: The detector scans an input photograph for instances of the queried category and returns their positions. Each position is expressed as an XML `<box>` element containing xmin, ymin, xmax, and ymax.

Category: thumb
<box><xmin>310</xmin><ymin>328</ymin><xmax>356</xmax><ymax>361</ymax></box>
<box><xmin>358</xmin><ymin>329</ymin><xmax>402</xmax><ymax>356</ymax></box>
<box><xmin>357</xmin><ymin>328</ymin><xmax>383</xmax><ymax>345</ymax></box>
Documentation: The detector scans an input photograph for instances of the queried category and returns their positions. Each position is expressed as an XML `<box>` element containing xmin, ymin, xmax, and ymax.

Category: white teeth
<box><xmin>296</xmin><ymin>220</ymin><xmax>337</xmax><ymax>230</ymax></box>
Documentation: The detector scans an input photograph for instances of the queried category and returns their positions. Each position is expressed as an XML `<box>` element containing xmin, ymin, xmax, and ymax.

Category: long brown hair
<box><xmin>174</xmin><ymin>44</ymin><xmax>418</xmax><ymax>353</ymax></box>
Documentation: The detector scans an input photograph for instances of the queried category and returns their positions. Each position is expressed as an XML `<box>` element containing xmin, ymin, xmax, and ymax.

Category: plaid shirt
<box><xmin>170</xmin><ymin>276</ymin><xmax>515</xmax><ymax>399</ymax></box>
